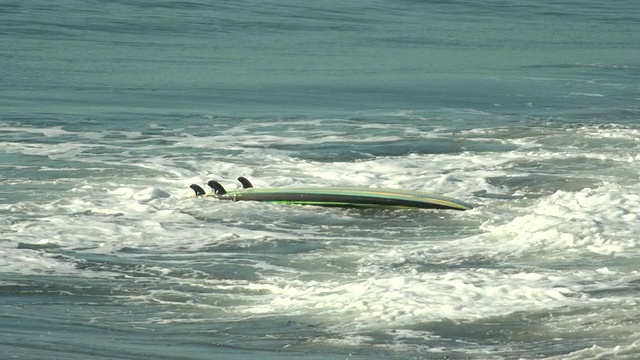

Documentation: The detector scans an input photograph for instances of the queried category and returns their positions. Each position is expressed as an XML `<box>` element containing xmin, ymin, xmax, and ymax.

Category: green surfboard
<box><xmin>190</xmin><ymin>178</ymin><xmax>473</xmax><ymax>211</ymax></box>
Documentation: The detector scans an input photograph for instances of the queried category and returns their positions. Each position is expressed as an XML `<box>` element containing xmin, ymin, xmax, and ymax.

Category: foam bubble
<box><xmin>132</xmin><ymin>187</ymin><xmax>171</xmax><ymax>202</ymax></box>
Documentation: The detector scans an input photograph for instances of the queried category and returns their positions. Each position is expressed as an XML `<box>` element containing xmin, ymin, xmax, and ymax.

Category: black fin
<box><xmin>237</xmin><ymin>176</ymin><xmax>253</xmax><ymax>189</ymax></box>
<box><xmin>190</xmin><ymin>184</ymin><xmax>206</xmax><ymax>196</ymax></box>
<box><xmin>207</xmin><ymin>180</ymin><xmax>227</xmax><ymax>195</ymax></box>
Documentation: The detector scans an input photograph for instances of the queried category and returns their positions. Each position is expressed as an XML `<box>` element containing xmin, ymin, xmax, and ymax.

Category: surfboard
<box><xmin>190</xmin><ymin>178</ymin><xmax>473</xmax><ymax>211</ymax></box>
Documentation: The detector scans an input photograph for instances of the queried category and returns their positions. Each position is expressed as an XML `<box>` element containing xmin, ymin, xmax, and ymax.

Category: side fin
<box><xmin>190</xmin><ymin>184</ymin><xmax>206</xmax><ymax>196</ymax></box>
<box><xmin>207</xmin><ymin>180</ymin><xmax>227</xmax><ymax>195</ymax></box>
<box><xmin>237</xmin><ymin>176</ymin><xmax>253</xmax><ymax>189</ymax></box>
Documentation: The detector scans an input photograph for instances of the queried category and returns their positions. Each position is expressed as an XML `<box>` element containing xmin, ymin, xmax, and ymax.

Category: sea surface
<box><xmin>2</xmin><ymin>1</ymin><xmax>640</xmax><ymax>359</ymax></box>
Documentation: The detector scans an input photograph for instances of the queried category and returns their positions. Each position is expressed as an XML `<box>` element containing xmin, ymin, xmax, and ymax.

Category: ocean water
<box><xmin>1</xmin><ymin>0</ymin><xmax>640</xmax><ymax>359</ymax></box>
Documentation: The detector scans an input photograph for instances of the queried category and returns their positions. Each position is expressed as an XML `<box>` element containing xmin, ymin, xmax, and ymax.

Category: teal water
<box><xmin>2</xmin><ymin>1</ymin><xmax>640</xmax><ymax>359</ymax></box>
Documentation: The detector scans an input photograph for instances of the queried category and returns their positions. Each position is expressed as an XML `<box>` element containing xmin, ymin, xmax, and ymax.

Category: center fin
<box><xmin>207</xmin><ymin>180</ymin><xmax>227</xmax><ymax>195</ymax></box>
<box><xmin>237</xmin><ymin>176</ymin><xmax>253</xmax><ymax>189</ymax></box>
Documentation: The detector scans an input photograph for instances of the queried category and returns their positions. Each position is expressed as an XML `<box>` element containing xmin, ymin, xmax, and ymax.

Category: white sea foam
<box><xmin>2</xmin><ymin>119</ymin><xmax>640</xmax><ymax>357</ymax></box>
<box><xmin>554</xmin><ymin>342</ymin><xmax>640</xmax><ymax>360</ymax></box>
<box><xmin>241</xmin><ymin>268</ymin><xmax>581</xmax><ymax>326</ymax></box>
<box><xmin>0</xmin><ymin>125</ymin><xmax>72</xmax><ymax>137</ymax></box>
<box><xmin>568</xmin><ymin>92</ymin><xmax>606</xmax><ymax>97</ymax></box>
<box><xmin>0</xmin><ymin>242</ymin><xmax>119</xmax><ymax>277</ymax></box>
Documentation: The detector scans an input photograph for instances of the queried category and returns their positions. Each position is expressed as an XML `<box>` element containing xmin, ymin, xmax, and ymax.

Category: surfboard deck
<box><xmin>190</xmin><ymin>178</ymin><xmax>473</xmax><ymax>211</ymax></box>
